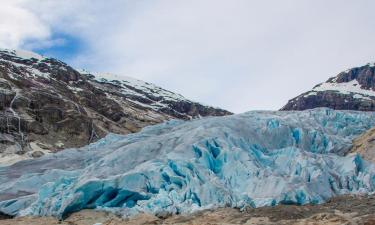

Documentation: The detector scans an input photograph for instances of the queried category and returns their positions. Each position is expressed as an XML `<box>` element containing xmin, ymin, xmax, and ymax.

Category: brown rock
<box><xmin>349</xmin><ymin>127</ymin><xmax>375</xmax><ymax>163</ymax></box>
<box><xmin>31</xmin><ymin>151</ymin><xmax>44</xmax><ymax>158</ymax></box>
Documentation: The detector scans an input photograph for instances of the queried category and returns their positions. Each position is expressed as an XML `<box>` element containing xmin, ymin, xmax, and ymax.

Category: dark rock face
<box><xmin>0</xmin><ymin>49</ymin><xmax>231</xmax><ymax>162</ymax></box>
<box><xmin>281</xmin><ymin>63</ymin><xmax>375</xmax><ymax>111</ymax></box>
<box><xmin>334</xmin><ymin>65</ymin><xmax>375</xmax><ymax>89</ymax></box>
<box><xmin>0</xmin><ymin>211</ymin><xmax>13</xmax><ymax>220</ymax></box>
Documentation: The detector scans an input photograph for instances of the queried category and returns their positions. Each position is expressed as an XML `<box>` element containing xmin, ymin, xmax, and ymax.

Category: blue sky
<box><xmin>29</xmin><ymin>33</ymin><xmax>84</xmax><ymax>62</ymax></box>
<box><xmin>1</xmin><ymin>0</ymin><xmax>375</xmax><ymax>113</ymax></box>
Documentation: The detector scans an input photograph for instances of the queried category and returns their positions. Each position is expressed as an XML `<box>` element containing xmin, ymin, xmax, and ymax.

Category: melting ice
<box><xmin>1</xmin><ymin>108</ymin><xmax>375</xmax><ymax>218</ymax></box>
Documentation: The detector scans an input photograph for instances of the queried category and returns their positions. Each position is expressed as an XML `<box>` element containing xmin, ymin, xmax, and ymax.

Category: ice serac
<box><xmin>1</xmin><ymin>108</ymin><xmax>375</xmax><ymax>218</ymax></box>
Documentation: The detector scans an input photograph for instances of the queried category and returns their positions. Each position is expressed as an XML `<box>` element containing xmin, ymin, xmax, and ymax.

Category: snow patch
<box><xmin>67</xmin><ymin>86</ymin><xmax>84</xmax><ymax>93</ymax></box>
<box><xmin>313</xmin><ymin>80</ymin><xmax>375</xmax><ymax>99</ymax></box>
<box><xmin>303</xmin><ymin>91</ymin><xmax>317</xmax><ymax>97</ymax></box>
<box><xmin>13</xmin><ymin>49</ymin><xmax>45</xmax><ymax>61</ymax></box>
<box><xmin>353</xmin><ymin>94</ymin><xmax>372</xmax><ymax>101</ymax></box>
<box><xmin>78</xmin><ymin>69</ymin><xmax>193</xmax><ymax>112</ymax></box>
<box><xmin>0</xmin><ymin>48</ymin><xmax>44</xmax><ymax>61</ymax></box>
<box><xmin>0</xmin><ymin>50</ymin><xmax>50</xmax><ymax>80</ymax></box>
<box><xmin>91</xmin><ymin>71</ymin><xmax>186</xmax><ymax>101</ymax></box>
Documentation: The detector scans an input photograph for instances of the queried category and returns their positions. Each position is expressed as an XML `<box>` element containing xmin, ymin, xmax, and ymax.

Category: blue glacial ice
<box><xmin>1</xmin><ymin>108</ymin><xmax>375</xmax><ymax>218</ymax></box>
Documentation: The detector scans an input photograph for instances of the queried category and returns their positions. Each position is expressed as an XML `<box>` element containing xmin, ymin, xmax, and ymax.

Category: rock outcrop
<box><xmin>281</xmin><ymin>63</ymin><xmax>375</xmax><ymax>111</ymax></box>
<box><xmin>349</xmin><ymin>127</ymin><xmax>375</xmax><ymax>163</ymax></box>
<box><xmin>0</xmin><ymin>49</ymin><xmax>231</xmax><ymax>164</ymax></box>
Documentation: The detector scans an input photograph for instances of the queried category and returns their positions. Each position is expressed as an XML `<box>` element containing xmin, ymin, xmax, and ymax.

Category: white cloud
<box><xmin>0</xmin><ymin>0</ymin><xmax>50</xmax><ymax>49</ymax></box>
<box><xmin>1</xmin><ymin>0</ymin><xmax>375</xmax><ymax>113</ymax></box>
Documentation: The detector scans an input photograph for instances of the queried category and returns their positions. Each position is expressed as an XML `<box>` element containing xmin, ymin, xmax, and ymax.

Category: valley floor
<box><xmin>1</xmin><ymin>195</ymin><xmax>375</xmax><ymax>225</ymax></box>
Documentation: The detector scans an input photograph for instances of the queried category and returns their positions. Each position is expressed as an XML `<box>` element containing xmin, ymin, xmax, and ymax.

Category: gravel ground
<box><xmin>1</xmin><ymin>195</ymin><xmax>375</xmax><ymax>225</ymax></box>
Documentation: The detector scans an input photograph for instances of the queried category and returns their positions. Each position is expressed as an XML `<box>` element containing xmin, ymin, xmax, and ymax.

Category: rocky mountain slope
<box><xmin>0</xmin><ymin>49</ymin><xmax>231</xmax><ymax>165</ymax></box>
<box><xmin>281</xmin><ymin>62</ymin><xmax>375</xmax><ymax>111</ymax></box>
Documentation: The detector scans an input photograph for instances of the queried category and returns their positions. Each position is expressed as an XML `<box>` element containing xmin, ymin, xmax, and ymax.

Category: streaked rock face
<box><xmin>281</xmin><ymin>63</ymin><xmax>375</xmax><ymax>111</ymax></box>
<box><xmin>0</xmin><ymin>49</ymin><xmax>231</xmax><ymax>164</ymax></box>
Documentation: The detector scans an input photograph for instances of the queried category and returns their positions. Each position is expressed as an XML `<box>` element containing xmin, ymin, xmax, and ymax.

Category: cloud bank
<box><xmin>0</xmin><ymin>0</ymin><xmax>375</xmax><ymax>112</ymax></box>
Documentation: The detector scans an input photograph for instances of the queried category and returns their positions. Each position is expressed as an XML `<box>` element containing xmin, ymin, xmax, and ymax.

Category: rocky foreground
<box><xmin>0</xmin><ymin>195</ymin><xmax>374</xmax><ymax>225</ymax></box>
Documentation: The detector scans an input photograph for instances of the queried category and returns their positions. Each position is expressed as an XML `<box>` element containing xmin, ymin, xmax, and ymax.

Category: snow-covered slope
<box><xmin>79</xmin><ymin>70</ymin><xmax>213</xmax><ymax>117</ymax></box>
<box><xmin>282</xmin><ymin>63</ymin><xmax>375</xmax><ymax>111</ymax></box>
<box><xmin>0</xmin><ymin>48</ymin><xmax>231</xmax><ymax>163</ymax></box>
<box><xmin>0</xmin><ymin>108</ymin><xmax>375</xmax><ymax>218</ymax></box>
<box><xmin>81</xmin><ymin>70</ymin><xmax>188</xmax><ymax>105</ymax></box>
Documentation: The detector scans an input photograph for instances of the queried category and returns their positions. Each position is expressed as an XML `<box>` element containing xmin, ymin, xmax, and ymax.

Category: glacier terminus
<box><xmin>1</xmin><ymin>108</ymin><xmax>375</xmax><ymax>219</ymax></box>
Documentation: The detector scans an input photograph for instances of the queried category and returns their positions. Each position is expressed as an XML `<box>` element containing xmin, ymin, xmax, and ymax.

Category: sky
<box><xmin>0</xmin><ymin>0</ymin><xmax>375</xmax><ymax>113</ymax></box>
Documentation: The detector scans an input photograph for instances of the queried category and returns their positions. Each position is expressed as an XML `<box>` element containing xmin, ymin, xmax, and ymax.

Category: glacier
<box><xmin>1</xmin><ymin>108</ymin><xmax>375</xmax><ymax>218</ymax></box>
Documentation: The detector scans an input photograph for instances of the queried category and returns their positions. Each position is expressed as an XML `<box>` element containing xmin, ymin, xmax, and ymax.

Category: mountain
<box><xmin>281</xmin><ymin>63</ymin><xmax>375</xmax><ymax>111</ymax></box>
<box><xmin>0</xmin><ymin>49</ymin><xmax>231</xmax><ymax>165</ymax></box>
<box><xmin>1</xmin><ymin>108</ymin><xmax>374</xmax><ymax>218</ymax></box>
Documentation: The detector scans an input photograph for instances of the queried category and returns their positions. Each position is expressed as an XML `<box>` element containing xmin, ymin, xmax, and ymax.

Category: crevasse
<box><xmin>1</xmin><ymin>108</ymin><xmax>375</xmax><ymax>218</ymax></box>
